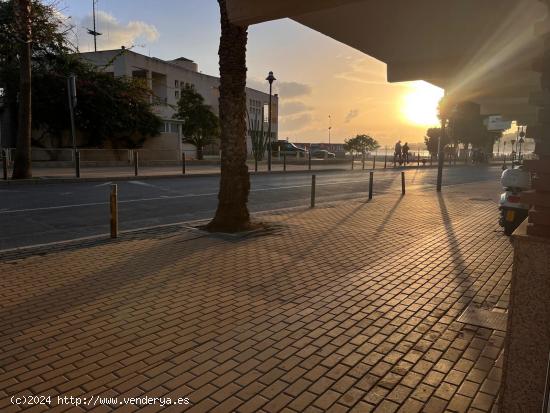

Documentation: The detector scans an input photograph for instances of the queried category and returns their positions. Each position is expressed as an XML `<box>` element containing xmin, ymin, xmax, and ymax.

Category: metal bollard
<box><xmin>401</xmin><ymin>171</ymin><xmax>406</xmax><ymax>195</ymax></box>
<box><xmin>182</xmin><ymin>152</ymin><xmax>186</xmax><ymax>174</ymax></box>
<box><xmin>310</xmin><ymin>174</ymin><xmax>316</xmax><ymax>208</ymax></box>
<box><xmin>110</xmin><ymin>184</ymin><xmax>118</xmax><ymax>238</ymax></box>
<box><xmin>362</xmin><ymin>153</ymin><xmax>365</xmax><ymax>170</ymax></box>
<box><xmin>75</xmin><ymin>149</ymin><xmax>81</xmax><ymax>178</ymax></box>
<box><xmin>308</xmin><ymin>150</ymin><xmax>312</xmax><ymax>171</ymax></box>
<box><xmin>417</xmin><ymin>153</ymin><xmax>420</xmax><ymax>167</ymax></box>
<box><xmin>283</xmin><ymin>152</ymin><xmax>287</xmax><ymax>172</ymax></box>
<box><xmin>384</xmin><ymin>154</ymin><xmax>387</xmax><ymax>169</ymax></box>
<box><xmin>369</xmin><ymin>171</ymin><xmax>374</xmax><ymax>200</ymax></box>
<box><xmin>2</xmin><ymin>149</ymin><xmax>8</xmax><ymax>180</ymax></box>
<box><xmin>134</xmin><ymin>150</ymin><xmax>139</xmax><ymax>176</ymax></box>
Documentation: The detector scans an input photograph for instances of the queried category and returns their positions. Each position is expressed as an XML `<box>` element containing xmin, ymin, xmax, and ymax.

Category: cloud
<box><xmin>280</xmin><ymin>113</ymin><xmax>313</xmax><ymax>132</ymax></box>
<box><xmin>73</xmin><ymin>11</ymin><xmax>159</xmax><ymax>52</ymax></box>
<box><xmin>280</xmin><ymin>101</ymin><xmax>313</xmax><ymax>116</ymax></box>
<box><xmin>247</xmin><ymin>78</ymin><xmax>312</xmax><ymax>98</ymax></box>
<box><xmin>344</xmin><ymin>109</ymin><xmax>359</xmax><ymax>123</ymax></box>
<box><xmin>277</xmin><ymin>81</ymin><xmax>312</xmax><ymax>98</ymax></box>
<box><xmin>335</xmin><ymin>57</ymin><xmax>403</xmax><ymax>87</ymax></box>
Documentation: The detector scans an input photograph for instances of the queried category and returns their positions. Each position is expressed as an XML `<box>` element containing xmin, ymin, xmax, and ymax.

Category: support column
<box><xmin>501</xmin><ymin>3</ymin><xmax>550</xmax><ymax>411</ymax></box>
<box><xmin>500</xmin><ymin>223</ymin><xmax>550</xmax><ymax>412</ymax></box>
<box><xmin>521</xmin><ymin>0</ymin><xmax>550</xmax><ymax>238</ymax></box>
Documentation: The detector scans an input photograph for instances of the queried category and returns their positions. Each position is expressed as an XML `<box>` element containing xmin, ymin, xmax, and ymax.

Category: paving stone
<box><xmin>0</xmin><ymin>179</ymin><xmax>511</xmax><ymax>412</ymax></box>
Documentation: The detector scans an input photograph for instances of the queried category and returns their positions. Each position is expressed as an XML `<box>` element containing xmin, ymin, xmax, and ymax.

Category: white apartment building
<box><xmin>79</xmin><ymin>48</ymin><xmax>278</xmax><ymax>159</ymax></box>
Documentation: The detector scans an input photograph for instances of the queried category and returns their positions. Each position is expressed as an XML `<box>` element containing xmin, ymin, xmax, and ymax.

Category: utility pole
<box><xmin>87</xmin><ymin>0</ymin><xmax>102</xmax><ymax>52</ymax></box>
<box><xmin>328</xmin><ymin>115</ymin><xmax>332</xmax><ymax>146</ymax></box>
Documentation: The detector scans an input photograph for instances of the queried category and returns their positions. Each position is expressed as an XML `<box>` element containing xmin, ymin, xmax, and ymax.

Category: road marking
<box><xmin>94</xmin><ymin>181</ymin><xmax>113</xmax><ymax>187</ymax></box>
<box><xmin>0</xmin><ymin>178</ymin><xmax>379</xmax><ymax>214</ymax></box>
<box><xmin>128</xmin><ymin>181</ymin><xmax>159</xmax><ymax>188</ymax></box>
<box><xmin>0</xmin><ymin>177</ymin><xmax>497</xmax><ymax>252</ymax></box>
<box><xmin>0</xmin><ymin>174</ymin><xmax>492</xmax><ymax>215</ymax></box>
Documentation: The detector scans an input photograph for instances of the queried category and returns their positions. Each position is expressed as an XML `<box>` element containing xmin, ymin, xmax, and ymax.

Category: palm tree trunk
<box><xmin>207</xmin><ymin>0</ymin><xmax>250</xmax><ymax>232</ymax></box>
<box><xmin>12</xmin><ymin>0</ymin><xmax>32</xmax><ymax>179</ymax></box>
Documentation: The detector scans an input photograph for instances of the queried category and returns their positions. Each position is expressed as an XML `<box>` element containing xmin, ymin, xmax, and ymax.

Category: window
<box><xmin>175</xmin><ymin>90</ymin><xmax>180</xmax><ymax>99</ymax></box>
<box><xmin>175</xmin><ymin>80</ymin><xmax>179</xmax><ymax>88</ymax></box>
<box><xmin>263</xmin><ymin>104</ymin><xmax>270</xmax><ymax>123</ymax></box>
<box><xmin>170</xmin><ymin>123</ymin><xmax>179</xmax><ymax>133</ymax></box>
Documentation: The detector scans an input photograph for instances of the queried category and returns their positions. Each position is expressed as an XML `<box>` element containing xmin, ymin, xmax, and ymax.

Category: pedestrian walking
<box><xmin>394</xmin><ymin>140</ymin><xmax>402</xmax><ymax>166</ymax></box>
<box><xmin>402</xmin><ymin>142</ymin><xmax>410</xmax><ymax>164</ymax></box>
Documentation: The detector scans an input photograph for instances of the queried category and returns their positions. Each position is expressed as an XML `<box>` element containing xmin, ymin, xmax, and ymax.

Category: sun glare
<box><xmin>402</xmin><ymin>81</ymin><xmax>444</xmax><ymax>126</ymax></box>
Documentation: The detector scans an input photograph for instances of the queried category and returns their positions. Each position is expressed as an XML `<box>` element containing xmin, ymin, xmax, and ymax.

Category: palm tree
<box><xmin>12</xmin><ymin>0</ymin><xmax>32</xmax><ymax>179</ymax></box>
<box><xmin>207</xmin><ymin>0</ymin><xmax>251</xmax><ymax>232</ymax></box>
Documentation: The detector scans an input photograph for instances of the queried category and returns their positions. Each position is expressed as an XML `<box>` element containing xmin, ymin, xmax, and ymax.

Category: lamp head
<box><xmin>266</xmin><ymin>71</ymin><xmax>276</xmax><ymax>85</ymax></box>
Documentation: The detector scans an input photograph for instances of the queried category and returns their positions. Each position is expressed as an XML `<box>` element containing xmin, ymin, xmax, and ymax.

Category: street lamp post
<box><xmin>518</xmin><ymin>127</ymin><xmax>525</xmax><ymax>161</ymax></box>
<box><xmin>266</xmin><ymin>71</ymin><xmax>276</xmax><ymax>172</ymax></box>
<box><xmin>436</xmin><ymin>117</ymin><xmax>446</xmax><ymax>192</ymax></box>
<box><xmin>328</xmin><ymin>115</ymin><xmax>332</xmax><ymax>146</ymax></box>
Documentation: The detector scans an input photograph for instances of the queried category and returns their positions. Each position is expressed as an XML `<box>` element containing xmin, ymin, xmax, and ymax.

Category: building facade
<box><xmin>79</xmin><ymin>48</ymin><xmax>278</xmax><ymax>158</ymax></box>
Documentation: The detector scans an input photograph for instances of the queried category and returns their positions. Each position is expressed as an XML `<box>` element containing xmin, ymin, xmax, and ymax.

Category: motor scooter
<box><xmin>499</xmin><ymin>165</ymin><xmax>530</xmax><ymax>235</ymax></box>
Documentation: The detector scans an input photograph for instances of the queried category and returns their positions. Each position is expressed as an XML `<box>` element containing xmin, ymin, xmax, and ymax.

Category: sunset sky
<box><xmin>59</xmin><ymin>0</ymin><xmax>444</xmax><ymax>148</ymax></box>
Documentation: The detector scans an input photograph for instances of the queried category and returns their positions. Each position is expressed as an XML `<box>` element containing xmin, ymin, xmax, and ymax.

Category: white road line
<box><xmin>128</xmin><ymin>181</ymin><xmax>159</xmax><ymax>188</ymax></box>
<box><xmin>0</xmin><ymin>178</ymin><xmax>496</xmax><ymax>253</ymax></box>
<box><xmin>94</xmin><ymin>181</ymin><xmax>113</xmax><ymax>187</ymax></box>
<box><xmin>0</xmin><ymin>176</ymin><xmax>425</xmax><ymax>215</ymax></box>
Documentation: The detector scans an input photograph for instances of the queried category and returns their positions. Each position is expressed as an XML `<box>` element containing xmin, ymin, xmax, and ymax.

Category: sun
<box><xmin>402</xmin><ymin>81</ymin><xmax>444</xmax><ymax>126</ymax></box>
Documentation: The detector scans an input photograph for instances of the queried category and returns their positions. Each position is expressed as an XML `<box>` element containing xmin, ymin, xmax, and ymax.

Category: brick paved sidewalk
<box><xmin>0</xmin><ymin>180</ymin><xmax>511</xmax><ymax>412</ymax></box>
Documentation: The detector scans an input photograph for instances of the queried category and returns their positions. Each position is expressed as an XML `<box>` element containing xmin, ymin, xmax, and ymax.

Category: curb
<box><xmin>0</xmin><ymin>168</ymin><xmax>367</xmax><ymax>185</ymax></box>
<box><xmin>0</xmin><ymin>164</ymin><xmax>503</xmax><ymax>186</ymax></box>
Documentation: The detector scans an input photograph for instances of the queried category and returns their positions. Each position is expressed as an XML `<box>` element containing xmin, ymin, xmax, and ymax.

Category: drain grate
<box><xmin>458</xmin><ymin>305</ymin><xmax>508</xmax><ymax>331</ymax></box>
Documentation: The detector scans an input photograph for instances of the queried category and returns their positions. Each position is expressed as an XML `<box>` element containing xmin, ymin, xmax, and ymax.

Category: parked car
<box><xmin>272</xmin><ymin>141</ymin><xmax>308</xmax><ymax>157</ymax></box>
<box><xmin>311</xmin><ymin>149</ymin><xmax>336</xmax><ymax>159</ymax></box>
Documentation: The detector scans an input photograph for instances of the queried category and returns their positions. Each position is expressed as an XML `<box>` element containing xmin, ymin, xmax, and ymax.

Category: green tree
<box><xmin>344</xmin><ymin>134</ymin><xmax>379</xmax><ymax>154</ymax></box>
<box><xmin>29</xmin><ymin>57</ymin><xmax>161</xmax><ymax>149</ymax></box>
<box><xmin>1</xmin><ymin>1</ymin><xmax>161</xmax><ymax>153</ymax></box>
<box><xmin>1</xmin><ymin>0</ymin><xmax>67</xmax><ymax>177</ymax></box>
<box><xmin>174</xmin><ymin>84</ymin><xmax>220</xmax><ymax>160</ymax></box>
<box><xmin>207</xmin><ymin>0</ymin><xmax>251</xmax><ymax>232</ymax></box>
<box><xmin>424</xmin><ymin>127</ymin><xmax>451</xmax><ymax>157</ymax></box>
<box><xmin>447</xmin><ymin>101</ymin><xmax>499</xmax><ymax>153</ymax></box>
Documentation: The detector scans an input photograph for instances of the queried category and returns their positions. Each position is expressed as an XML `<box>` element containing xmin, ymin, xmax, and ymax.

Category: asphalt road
<box><xmin>0</xmin><ymin>165</ymin><xmax>502</xmax><ymax>250</ymax></box>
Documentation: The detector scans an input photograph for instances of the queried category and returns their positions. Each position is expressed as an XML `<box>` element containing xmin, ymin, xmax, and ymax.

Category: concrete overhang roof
<box><xmin>226</xmin><ymin>0</ymin><xmax>548</xmax><ymax>123</ymax></box>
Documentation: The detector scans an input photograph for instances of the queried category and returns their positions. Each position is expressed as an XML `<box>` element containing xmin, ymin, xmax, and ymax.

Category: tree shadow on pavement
<box><xmin>0</xmin><ymin>231</ymin><xmax>208</xmax><ymax>353</ymax></box>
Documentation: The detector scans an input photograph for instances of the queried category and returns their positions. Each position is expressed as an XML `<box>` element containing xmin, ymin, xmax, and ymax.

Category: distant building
<box><xmin>79</xmin><ymin>48</ymin><xmax>278</xmax><ymax>158</ymax></box>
